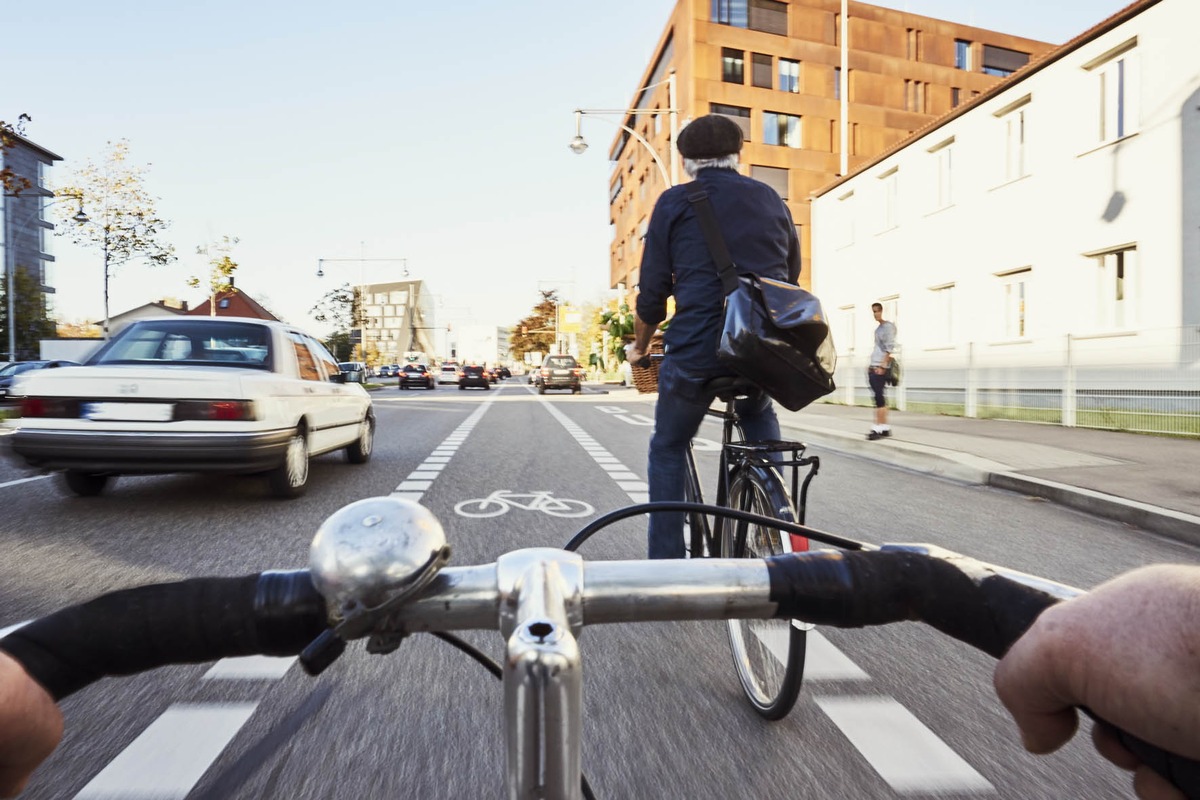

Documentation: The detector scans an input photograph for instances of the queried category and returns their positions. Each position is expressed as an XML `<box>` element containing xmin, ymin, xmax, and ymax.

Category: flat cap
<box><xmin>676</xmin><ymin>114</ymin><xmax>744</xmax><ymax>159</ymax></box>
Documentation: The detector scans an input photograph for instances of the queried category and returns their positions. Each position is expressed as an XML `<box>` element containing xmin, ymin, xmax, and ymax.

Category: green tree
<box><xmin>310</xmin><ymin>283</ymin><xmax>363</xmax><ymax>359</ymax></box>
<box><xmin>509</xmin><ymin>290</ymin><xmax>558</xmax><ymax>362</ymax></box>
<box><xmin>53</xmin><ymin>139</ymin><xmax>175</xmax><ymax>337</ymax></box>
<box><xmin>187</xmin><ymin>235</ymin><xmax>239</xmax><ymax>316</ymax></box>
<box><xmin>600</xmin><ymin>302</ymin><xmax>636</xmax><ymax>364</ymax></box>
<box><xmin>324</xmin><ymin>330</ymin><xmax>353</xmax><ymax>361</ymax></box>
<box><xmin>0</xmin><ymin>267</ymin><xmax>56</xmax><ymax>360</ymax></box>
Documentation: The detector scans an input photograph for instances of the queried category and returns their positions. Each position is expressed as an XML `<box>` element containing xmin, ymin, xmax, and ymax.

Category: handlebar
<box><xmin>1</xmin><ymin>496</ymin><xmax>1197</xmax><ymax>799</ymax></box>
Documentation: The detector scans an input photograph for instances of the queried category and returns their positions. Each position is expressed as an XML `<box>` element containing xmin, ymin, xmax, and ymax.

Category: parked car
<box><xmin>536</xmin><ymin>355</ymin><xmax>584</xmax><ymax>394</ymax></box>
<box><xmin>399</xmin><ymin>363</ymin><xmax>436</xmax><ymax>390</ymax></box>
<box><xmin>438</xmin><ymin>364</ymin><xmax>460</xmax><ymax>385</ymax></box>
<box><xmin>0</xmin><ymin>360</ymin><xmax>80</xmax><ymax>403</ymax></box>
<box><xmin>458</xmin><ymin>364</ymin><xmax>490</xmax><ymax>390</ymax></box>
<box><xmin>6</xmin><ymin>317</ymin><xmax>374</xmax><ymax>499</ymax></box>
<box><xmin>337</xmin><ymin>361</ymin><xmax>368</xmax><ymax>383</ymax></box>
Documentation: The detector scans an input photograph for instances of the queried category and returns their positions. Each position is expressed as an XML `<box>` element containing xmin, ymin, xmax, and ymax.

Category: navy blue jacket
<box><xmin>635</xmin><ymin>168</ymin><xmax>800</xmax><ymax>372</ymax></box>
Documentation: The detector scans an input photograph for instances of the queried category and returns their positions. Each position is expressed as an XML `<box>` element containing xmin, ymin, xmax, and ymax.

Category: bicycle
<box><xmin>454</xmin><ymin>490</ymin><xmax>594</xmax><ymax>518</ymax></box>
<box><xmin>674</xmin><ymin>367</ymin><xmax>821</xmax><ymax>720</ymax></box>
<box><xmin>3</xmin><ymin>496</ymin><xmax>1199</xmax><ymax>800</ymax></box>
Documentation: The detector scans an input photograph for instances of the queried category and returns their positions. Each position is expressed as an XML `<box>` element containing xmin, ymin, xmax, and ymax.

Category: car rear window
<box><xmin>90</xmin><ymin>320</ymin><xmax>272</xmax><ymax>370</ymax></box>
<box><xmin>544</xmin><ymin>357</ymin><xmax>577</xmax><ymax>368</ymax></box>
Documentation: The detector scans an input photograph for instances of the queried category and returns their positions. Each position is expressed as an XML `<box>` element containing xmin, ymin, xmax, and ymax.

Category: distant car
<box><xmin>497</xmin><ymin>367</ymin><xmax>512</xmax><ymax>379</ymax></box>
<box><xmin>0</xmin><ymin>360</ymin><xmax>81</xmax><ymax>402</ymax></box>
<box><xmin>536</xmin><ymin>355</ymin><xmax>584</xmax><ymax>394</ymax></box>
<box><xmin>338</xmin><ymin>362</ymin><xmax>367</xmax><ymax>383</ymax></box>
<box><xmin>528</xmin><ymin>368</ymin><xmax>539</xmax><ymax>384</ymax></box>
<box><xmin>6</xmin><ymin>317</ymin><xmax>374</xmax><ymax>499</ymax></box>
<box><xmin>458</xmin><ymin>364</ymin><xmax>490</xmax><ymax>390</ymax></box>
<box><xmin>438</xmin><ymin>364</ymin><xmax>459</xmax><ymax>385</ymax></box>
<box><xmin>399</xmin><ymin>363</ymin><xmax>436</xmax><ymax>390</ymax></box>
<box><xmin>376</xmin><ymin>364</ymin><xmax>394</xmax><ymax>378</ymax></box>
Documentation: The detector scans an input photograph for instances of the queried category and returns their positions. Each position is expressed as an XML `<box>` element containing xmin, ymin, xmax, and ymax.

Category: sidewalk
<box><xmin>773</xmin><ymin>402</ymin><xmax>1200</xmax><ymax>546</ymax></box>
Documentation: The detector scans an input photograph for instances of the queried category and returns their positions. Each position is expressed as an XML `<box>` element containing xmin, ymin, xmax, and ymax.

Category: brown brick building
<box><xmin>605</xmin><ymin>0</ymin><xmax>1054</xmax><ymax>291</ymax></box>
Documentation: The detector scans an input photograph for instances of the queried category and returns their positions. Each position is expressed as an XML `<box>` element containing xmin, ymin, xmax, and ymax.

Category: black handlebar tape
<box><xmin>0</xmin><ymin>570</ymin><xmax>328</xmax><ymax>701</ymax></box>
<box><xmin>765</xmin><ymin>550</ymin><xmax>1058</xmax><ymax>657</ymax></box>
<box><xmin>766</xmin><ymin>551</ymin><xmax>1200</xmax><ymax>800</ymax></box>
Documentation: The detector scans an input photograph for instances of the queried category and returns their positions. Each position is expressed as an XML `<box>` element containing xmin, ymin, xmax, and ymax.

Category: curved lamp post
<box><xmin>569</xmin><ymin>69</ymin><xmax>679</xmax><ymax>187</ymax></box>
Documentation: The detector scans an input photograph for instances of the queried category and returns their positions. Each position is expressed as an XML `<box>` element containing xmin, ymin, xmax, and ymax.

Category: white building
<box><xmin>810</xmin><ymin>0</ymin><xmax>1200</xmax><ymax>433</ymax></box>
<box><xmin>453</xmin><ymin>324</ymin><xmax>511</xmax><ymax>366</ymax></box>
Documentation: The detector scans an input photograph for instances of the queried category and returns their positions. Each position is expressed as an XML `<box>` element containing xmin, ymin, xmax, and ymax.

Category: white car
<box><xmin>7</xmin><ymin>316</ymin><xmax>374</xmax><ymax>499</ymax></box>
<box><xmin>437</xmin><ymin>364</ymin><xmax>460</xmax><ymax>385</ymax></box>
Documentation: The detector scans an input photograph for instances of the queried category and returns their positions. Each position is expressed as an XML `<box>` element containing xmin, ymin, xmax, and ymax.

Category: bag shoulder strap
<box><xmin>684</xmin><ymin>183</ymin><xmax>739</xmax><ymax>296</ymax></box>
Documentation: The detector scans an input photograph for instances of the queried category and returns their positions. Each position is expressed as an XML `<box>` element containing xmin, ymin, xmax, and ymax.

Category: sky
<box><xmin>4</xmin><ymin>0</ymin><xmax>1134</xmax><ymax>338</ymax></box>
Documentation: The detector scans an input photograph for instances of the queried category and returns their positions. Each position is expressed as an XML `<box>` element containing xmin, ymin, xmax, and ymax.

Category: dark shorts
<box><xmin>868</xmin><ymin>368</ymin><xmax>887</xmax><ymax>408</ymax></box>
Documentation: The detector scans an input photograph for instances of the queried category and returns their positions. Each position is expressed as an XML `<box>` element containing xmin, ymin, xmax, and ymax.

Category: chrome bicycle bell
<box><xmin>309</xmin><ymin>496</ymin><xmax>451</xmax><ymax>636</ymax></box>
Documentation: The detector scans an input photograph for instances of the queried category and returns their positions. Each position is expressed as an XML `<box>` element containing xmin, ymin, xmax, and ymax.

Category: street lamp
<box><xmin>315</xmin><ymin>256</ymin><xmax>407</xmax><ymax>364</ymax></box>
<box><xmin>2</xmin><ymin>191</ymin><xmax>87</xmax><ymax>361</ymax></box>
<box><xmin>569</xmin><ymin>69</ymin><xmax>679</xmax><ymax>186</ymax></box>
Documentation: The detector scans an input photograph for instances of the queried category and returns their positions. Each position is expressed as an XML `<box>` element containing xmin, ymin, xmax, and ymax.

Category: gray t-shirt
<box><xmin>871</xmin><ymin>321</ymin><xmax>897</xmax><ymax>367</ymax></box>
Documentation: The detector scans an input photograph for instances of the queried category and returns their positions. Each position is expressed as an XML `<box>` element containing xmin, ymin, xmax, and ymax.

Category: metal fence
<box><xmin>826</xmin><ymin>326</ymin><xmax>1200</xmax><ymax>438</ymax></box>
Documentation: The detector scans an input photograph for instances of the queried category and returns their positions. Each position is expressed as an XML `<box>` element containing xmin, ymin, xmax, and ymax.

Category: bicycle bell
<box><xmin>309</xmin><ymin>496</ymin><xmax>451</xmax><ymax>637</ymax></box>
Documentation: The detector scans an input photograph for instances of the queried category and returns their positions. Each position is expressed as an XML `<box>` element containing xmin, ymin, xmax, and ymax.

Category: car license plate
<box><xmin>554</xmin><ymin>370</ymin><xmax>569</xmax><ymax>376</ymax></box>
<box><xmin>83</xmin><ymin>402</ymin><xmax>174</xmax><ymax>422</ymax></box>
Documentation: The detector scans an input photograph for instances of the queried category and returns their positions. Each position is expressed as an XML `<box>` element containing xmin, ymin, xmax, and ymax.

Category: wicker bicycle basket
<box><xmin>630</xmin><ymin>338</ymin><xmax>665</xmax><ymax>394</ymax></box>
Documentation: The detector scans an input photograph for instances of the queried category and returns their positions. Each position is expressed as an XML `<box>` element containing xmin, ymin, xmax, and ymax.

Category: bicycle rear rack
<box><xmin>724</xmin><ymin>440</ymin><xmax>820</xmax><ymax>525</ymax></box>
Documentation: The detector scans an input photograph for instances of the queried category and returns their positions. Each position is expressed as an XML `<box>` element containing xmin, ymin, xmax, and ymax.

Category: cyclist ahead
<box><xmin>624</xmin><ymin>113</ymin><xmax>801</xmax><ymax>560</ymax></box>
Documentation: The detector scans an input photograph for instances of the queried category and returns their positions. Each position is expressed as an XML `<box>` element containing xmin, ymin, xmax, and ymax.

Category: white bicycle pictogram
<box><xmin>454</xmin><ymin>490</ymin><xmax>595</xmax><ymax>518</ymax></box>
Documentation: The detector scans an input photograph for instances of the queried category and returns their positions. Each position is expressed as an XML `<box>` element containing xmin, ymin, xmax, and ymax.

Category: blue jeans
<box><xmin>646</xmin><ymin>358</ymin><xmax>780</xmax><ymax>559</ymax></box>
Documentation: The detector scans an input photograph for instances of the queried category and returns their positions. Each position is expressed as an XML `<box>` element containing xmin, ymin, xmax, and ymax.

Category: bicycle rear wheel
<box><xmin>723</xmin><ymin>465</ymin><xmax>806</xmax><ymax>720</ymax></box>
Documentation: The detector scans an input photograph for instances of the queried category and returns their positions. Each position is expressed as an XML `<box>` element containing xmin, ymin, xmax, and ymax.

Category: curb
<box><xmin>988</xmin><ymin>473</ymin><xmax>1200</xmax><ymax>547</ymax></box>
<box><xmin>779</xmin><ymin>420</ymin><xmax>1200</xmax><ymax>547</ymax></box>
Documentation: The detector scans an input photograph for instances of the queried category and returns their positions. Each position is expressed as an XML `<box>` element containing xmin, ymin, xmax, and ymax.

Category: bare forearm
<box><xmin>633</xmin><ymin>315</ymin><xmax>656</xmax><ymax>351</ymax></box>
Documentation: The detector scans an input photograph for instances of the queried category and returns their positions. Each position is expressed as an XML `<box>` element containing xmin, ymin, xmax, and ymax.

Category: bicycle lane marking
<box><xmin>572</xmin><ymin>398</ymin><xmax>995</xmax><ymax>793</ymax></box>
<box><xmin>391</xmin><ymin>391</ymin><xmax>501</xmax><ymax>503</ymax></box>
<box><xmin>535</xmin><ymin>397</ymin><xmax>649</xmax><ymax>504</ymax></box>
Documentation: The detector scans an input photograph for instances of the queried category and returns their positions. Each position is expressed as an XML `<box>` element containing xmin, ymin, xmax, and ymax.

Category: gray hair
<box><xmin>682</xmin><ymin>153</ymin><xmax>739</xmax><ymax>177</ymax></box>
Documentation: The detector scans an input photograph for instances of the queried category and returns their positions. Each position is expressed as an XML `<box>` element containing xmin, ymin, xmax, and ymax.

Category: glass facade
<box><xmin>763</xmin><ymin>111</ymin><xmax>801</xmax><ymax>148</ymax></box>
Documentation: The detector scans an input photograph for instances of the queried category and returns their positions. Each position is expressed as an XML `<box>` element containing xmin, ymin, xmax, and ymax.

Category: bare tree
<box><xmin>54</xmin><ymin>140</ymin><xmax>175</xmax><ymax>338</ymax></box>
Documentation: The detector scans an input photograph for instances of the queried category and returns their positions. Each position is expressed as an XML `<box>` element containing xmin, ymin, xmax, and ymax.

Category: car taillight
<box><xmin>21</xmin><ymin>397</ymin><xmax>78</xmax><ymax>418</ymax></box>
<box><xmin>174</xmin><ymin>400</ymin><xmax>257</xmax><ymax>421</ymax></box>
<box><xmin>572</xmin><ymin>369</ymin><xmax>584</xmax><ymax>376</ymax></box>
<box><xmin>541</xmin><ymin>369</ymin><xmax>549</xmax><ymax>376</ymax></box>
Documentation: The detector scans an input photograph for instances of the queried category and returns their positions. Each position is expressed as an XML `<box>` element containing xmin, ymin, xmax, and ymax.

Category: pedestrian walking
<box><xmin>867</xmin><ymin>302</ymin><xmax>896</xmax><ymax>440</ymax></box>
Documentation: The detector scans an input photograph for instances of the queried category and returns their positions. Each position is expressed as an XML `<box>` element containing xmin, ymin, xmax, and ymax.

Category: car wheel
<box><xmin>459</xmin><ymin>384</ymin><xmax>465</xmax><ymax>390</ymax></box>
<box><xmin>427</xmin><ymin>383</ymin><xmax>435</xmax><ymax>390</ymax></box>
<box><xmin>62</xmin><ymin>469</ymin><xmax>111</xmax><ymax>497</ymax></box>
<box><xmin>573</xmin><ymin>387</ymin><xmax>582</xmax><ymax>394</ymax></box>
<box><xmin>484</xmin><ymin>384</ymin><xmax>490</xmax><ymax>390</ymax></box>
<box><xmin>346</xmin><ymin>413</ymin><xmax>374</xmax><ymax>464</ymax></box>
<box><xmin>268</xmin><ymin>427</ymin><xmax>309</xmax><ymax>499</ymax></box>
<box><xmin>538</xmin><ymin>386</ymin><xmax>546</xmax><ymax>395</ymax></box>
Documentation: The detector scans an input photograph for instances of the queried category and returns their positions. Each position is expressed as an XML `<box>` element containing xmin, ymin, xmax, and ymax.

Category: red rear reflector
<box><xmin>210</xmin><ymin>401</ymin><xmax>251</xmax><ymax>421</ymax></box>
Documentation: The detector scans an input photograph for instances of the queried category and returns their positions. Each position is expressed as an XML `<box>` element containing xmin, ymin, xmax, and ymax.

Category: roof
<box><xmin>1</xmin><ymin>128</ymin><xmax>64</xmax><ymax>162</ymax></box>
<box><xmin>813</xmin><ymin>0</ymin><xmax>1162</xmax><ymax>198</ymax></box>
<box><xmin>183</xmin><ymin>288</ymin><xmax>280</xmax><ymax>321</ymax></box>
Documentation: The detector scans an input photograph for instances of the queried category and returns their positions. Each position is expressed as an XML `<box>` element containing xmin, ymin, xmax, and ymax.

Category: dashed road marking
<box><xmin>74</xmin><ymin>703</ymin><xmax>258</xmax><ymax>799</ymax></box>
<box><xmin>0</xmin><ymin>475</ymin><xmax>51</xmax><ymax>490</ymax></box>
<box><xmin>391</xmin><ymin>392</ymin><xmax>499</xmax><ymax>503</ymax></box>
<box><xmin>537</xmin><ymin>399</ymin><xmax>649</xmax><ymax>504</ymax></box>
<box><xmin>202</xmin><ymin>655</ymin><xmax>296</xmax><ymax>681</ymax></box>
<box><xmin>815</xmin><ymin>696</ymin><xmax>994</xmax><ymax>794</ymax></box>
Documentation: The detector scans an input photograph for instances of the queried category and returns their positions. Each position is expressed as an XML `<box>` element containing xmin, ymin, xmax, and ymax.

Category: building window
<box><xmin>929</xmin><ymin>138</ymin><xmax>953</xmax><ymax>209</ymax></box>
<box><xmin>929</xmin><ymin>285</ymin><xmax>954</xmax><ymax>345</ymax></box>
<box><xmin>722</xmin><ymin>48</ymin><xmax>745</xmax><ymax>84</ymax></box>
<box><xmin>1092</xmin><ymin>246</ymin><xmax>1137</xmax><ymax>329</ymax></box>
<box><xmin>712</xmin><ymin>0</ymin><xmax>747</xmax><ymax>27</ymax></box>
<box><xmin>878</xmin><ymin>168</ymin><xmax>898</xmax><ymax>230</ymax></box>
<box><xmin>995</xmin><ymin>95</ymin><xmax>1031</xmax><ymax>182</ymax></box>
<box><xmin>779</xmin><ymin>58</ymin><xmax>800</xmax><ymax>92</ymax></box>
<box><xmin>837</xmin><ymin>190</ymin><xmax>855</xmax><ymax>248</ymax></box>
<box><xmin>763</xmin><ymin>111</ymin><xmax>801</xmax><ymax>147</ymax></box>
<box><xmin>999</xmin><ymin>269</ymin><xmax>1030</xmax><ymax>339</ymax></box>
<box><xmin>750</xmin><ymin>165</ymin><xmax>789</xmax><ymax>199</ymax></box>
<box><xmin>906</xmin><ymin>28</ymin><xmax>922</xmax><ymax>61</ymax></box>
<box><xmin>955</xmin><ymin>40</ymin><xmax>972</xmax><ymax>70</ymax></box>
<box><xmin>951</xmin><ymin>87</ymin><xmax>961</xmax><ymax>107</ymax></box>
<box><xmin>904</xmin><ymin>80</ymin><xmax>927</xmax><ymax>113</ymax></box>
<box><xmin>749</xmin><ymin>0</ymin><xmax>787</xmax><ymax>35</ymax></box>
<box><xmin>838</xmin><ymin>305</ymin><xmax>856</xmax><ymax>352</ymax></box>
<box><xmin>218</xmin><ymin>298</ymin><xmax>231</xmax><ymax>309</ymax></box>
<box><xmin>710</xmin><ymin>103</ymin><xmax>752</xmax><ymax>140</ymax></box>
<box><xmin>982</xmin><ymin>45</ymin><xmax>1030</xmax><ymax>77</ymax></box>
<box><xmin>1092</xmin><ymin>43</ymin><xmax>1139</xmax><ymax>143</ymax></box>
<box><xmin>833</xmin><ymin>67</ymin><xmax>841</xmax><ymax>100</ymax></box>
<box><xmin>751</xmin><ymin>53</ymin><xmax>773</xmax><ymax>88</ymax></box>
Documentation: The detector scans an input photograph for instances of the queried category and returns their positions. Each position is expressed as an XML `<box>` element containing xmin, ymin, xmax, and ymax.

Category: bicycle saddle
<box><xmin>703</xmin><ymin>374</ymin><xmax>763</xmax><ymax>403</ymax></box>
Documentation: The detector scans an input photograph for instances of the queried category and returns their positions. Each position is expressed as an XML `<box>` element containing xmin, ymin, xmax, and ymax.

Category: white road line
<box><xmin>536</xmin><ymin>399</ymin><xmax>649</xmax><ymax>505</ymax></box>
<box><xmin>390</xmin><ymin>392</ymin><xmax>498</xmax><ymax>502</ymax></box>
<box><xmin>802</xmin><ymin>631</ymin><xmax>871</xmax><ymax>681</ymax></box>
<box><xmin>814</xmin><ymin>696</ymin><xmax>994</xmax><ymax>794</ymax></box>
<box><xmin>74</xmin><ymin>703</ymin><xmax>258</xmax><ymax>799</ymax></box>
<box><xmin>202</xmin><ymin>655</ymin><xmax>296</xmax><ymax>681</ymax></box>
<box><xmin>0</xmin><ymin>475</ymin><xmax>50</xmax><ymax>490</ymax></box>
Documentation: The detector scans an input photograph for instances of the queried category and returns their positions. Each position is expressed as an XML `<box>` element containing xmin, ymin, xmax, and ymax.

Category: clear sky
<box><xmin>4</xmin><ymin>0</ymin><xmax>1134</xmax><ymax>337</ymax></box>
